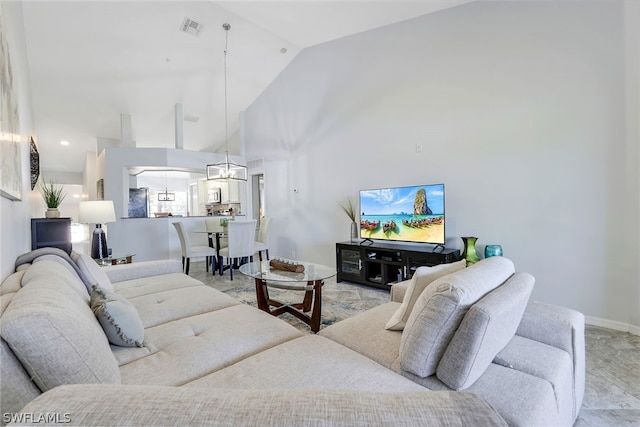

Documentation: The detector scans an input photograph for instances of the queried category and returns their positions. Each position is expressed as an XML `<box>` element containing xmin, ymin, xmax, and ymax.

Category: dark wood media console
<box><xmin>336</xmin><ymin>241</ymin><xmax>460</xmax><ymax>289</ymax></box>
<box><xmin>31</xmin><ymin>218</ymin><xmax>72</xmax><ymax>254</ymax></box>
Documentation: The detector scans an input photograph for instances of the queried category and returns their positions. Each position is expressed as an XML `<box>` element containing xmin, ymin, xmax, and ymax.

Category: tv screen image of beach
<box><xmin>359</xmin><ymin>184</ymin><xmax>445</xmax><ymax>244</ymax></box>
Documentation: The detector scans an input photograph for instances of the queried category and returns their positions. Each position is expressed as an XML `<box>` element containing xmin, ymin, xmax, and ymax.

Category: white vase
<box><xmin>45</xmin><ymin>208</ymin><xmax>60</xmax><ymax>218</ymax></box>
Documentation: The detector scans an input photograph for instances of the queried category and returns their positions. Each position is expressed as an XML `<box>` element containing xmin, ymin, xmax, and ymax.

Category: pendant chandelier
<box><xmin>158</xmin><ymin>189</ymin><xmax>175</xmax><ymax>201</ymax></box>
<box><xmin>159</xmin><ymin>172</ymin><xmax>175</xmax><ymax>201</ymax></box>
<box><xmin>207</xmin><ymin>23</ymin><xmax>248</xmax><ymax>182</ymax></box>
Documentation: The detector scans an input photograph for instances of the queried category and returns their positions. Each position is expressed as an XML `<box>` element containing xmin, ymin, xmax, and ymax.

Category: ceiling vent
<box><xmin>181</xmin><ymin>18</ymin><xmax>202</xmax><ymax>36</ymax></box>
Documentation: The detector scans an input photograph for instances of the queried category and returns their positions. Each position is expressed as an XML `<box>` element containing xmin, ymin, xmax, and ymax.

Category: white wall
<box><xmin>244</xmin><ymin>1</ymin><xmax>639</xmax><ymax>331</ymax></box>
<box><xmin>624</xmin><ymin>0</ymin><xmax>640</xmax><ymax>331</ymax></box>
<box><xmin>0</xmin><ymin>2</ymin><xmax>38</xmax><ymax>279</ymax></box>
<box><xmin>0</xmin><ymin>3</ymin><xmax>86</xmax><ymax>279</ymax></box>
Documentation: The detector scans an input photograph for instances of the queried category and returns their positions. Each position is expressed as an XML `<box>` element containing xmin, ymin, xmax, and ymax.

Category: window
<box><xmin>149</xmin><ymin>189</ymin><xmax>188</xmax><ymax>216</ymax></box>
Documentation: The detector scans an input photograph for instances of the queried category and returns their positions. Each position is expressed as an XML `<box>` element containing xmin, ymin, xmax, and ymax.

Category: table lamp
<box><xmin>78</xmin><ymin>200</ymin><xmax>116</xmax><ymax>259</ymax></box>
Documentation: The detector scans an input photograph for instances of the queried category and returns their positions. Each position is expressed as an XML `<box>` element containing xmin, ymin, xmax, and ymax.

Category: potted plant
<box><xmin>338</xmin><ymin>198</ymin><xmax>358</xmax><ymax>242</ymax></box>
<box><xmin>40</xmin><ymin>179</ymin><xmax>66</xmax><ymax>218</ymax></box>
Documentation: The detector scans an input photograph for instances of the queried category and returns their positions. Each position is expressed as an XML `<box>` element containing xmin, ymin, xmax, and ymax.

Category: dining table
<box><xmin>194</xmin><ymin>226</ymin><xmax>227</xmax><ymax>273</ymax></box>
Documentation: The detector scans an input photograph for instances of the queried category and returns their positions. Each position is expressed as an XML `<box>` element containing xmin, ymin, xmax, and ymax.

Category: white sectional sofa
<box><xmin>0</xmin><ymin>248</ymin><xmax>584</xmax><ymax>426</ymax></box>
<box><xmin>320</xmin><ymin>258</ymin><xmax>586</xmax><ymax>427</ymax></box>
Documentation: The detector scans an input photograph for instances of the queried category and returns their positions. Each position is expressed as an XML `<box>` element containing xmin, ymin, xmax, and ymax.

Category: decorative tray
<box><xmin>269</xmin><ymin>259</ymin><xmax>305</xmax><ymax>273</ymax></box>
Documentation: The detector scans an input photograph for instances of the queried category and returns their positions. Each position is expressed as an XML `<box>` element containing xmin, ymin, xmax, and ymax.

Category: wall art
<box><xmin>30</xmin><ymin>137</ymin><xmax>39</xmax><ymax>190</ymax></box>
<box><xmin>0</xmin><ymin>15</ymin><xmax>23</xmax><ymax>201</ymax></box>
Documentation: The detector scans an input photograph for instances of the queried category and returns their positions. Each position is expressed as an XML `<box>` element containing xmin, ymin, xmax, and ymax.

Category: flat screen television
<box><xmin>359</xmin><ymin>183</ymin><xmax>445</xmax><ymax>245</ymax></box>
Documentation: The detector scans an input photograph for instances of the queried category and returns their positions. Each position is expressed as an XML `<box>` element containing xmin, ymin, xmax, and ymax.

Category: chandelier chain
<box><xmin>224</xmin><ymin>24</ymin><xmax>229</xmax><ymax>156</ymax></box>
<box><xmin>206</xmin><ymin>23</ymin><xmax>247</xmax><ymax>181</ymax></box>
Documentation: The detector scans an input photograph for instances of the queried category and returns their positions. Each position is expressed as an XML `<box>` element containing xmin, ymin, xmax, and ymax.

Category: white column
<box><xmin>175</xmin><ymin>103</ymin><xmax>184</xmax><ymax>149</ymax></box>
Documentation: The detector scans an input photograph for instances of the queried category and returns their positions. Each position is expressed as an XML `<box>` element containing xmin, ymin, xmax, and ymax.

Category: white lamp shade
<box><xmin>78</xmin><ymin>201</ymin><xmax>116</xmax><ymax>224</ymax></box>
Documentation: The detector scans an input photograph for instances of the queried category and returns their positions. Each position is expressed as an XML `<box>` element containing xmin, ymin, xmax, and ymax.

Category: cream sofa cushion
<box><xmin>400</xmin><ymin>257</ymin><xmax>515</xmax><ymax>378</ymax></box>
<box><xmin>19</xmin><ymin>384</ymin><xmax>509</xmax><ymax>427</ymax></box>
<box><xmin>385</xmin><ymin>260</ymin><xmax>466</xmax><ymax>331</ymax></box>
<box><xmin>72</xmin><ymin>252</ymin><xmax>114</xmax><ymax>292</ymax></box>
<box><xmin>0</xmin><ymin>261</ymin><xmax>120</xmax><ymax>391</ymax></box>
<box><xmin>1</xmin><ymin>338</ymin><xmax>41</xmax><ymax>419</ymax></box>
<box><xmin>186</xmin><ymin>335</ymin><xmax>425</xmax><ymax>392</ymax></box>
<box><xmin>320</xmin><ymin>302</ymin><xmax>402</xmax><ymax>370</ymax></box>
<box><xmin>23</xmin><ymin>257</ymin><xmax>89</xmax><ymax>302</ymax></box>
<box><xmin>126</xmin><ymin>285</ymin><xmax>240</xmax><ymax>329</ymax></box>
<box><xmin>436</xmin><ymin>272</ymin><xmax>534</xmax><ymax>390</ymax></box>
<box><xmin>119</xmin><ymin>304</ymin><xmax>302</xmax><ymax>386</ymax></box>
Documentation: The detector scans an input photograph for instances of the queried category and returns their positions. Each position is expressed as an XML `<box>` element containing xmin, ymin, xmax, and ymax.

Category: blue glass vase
<box><xmin>485</xmin><ymin>245</ymin><xmax>503</xmax><ymax>258</ymax></box>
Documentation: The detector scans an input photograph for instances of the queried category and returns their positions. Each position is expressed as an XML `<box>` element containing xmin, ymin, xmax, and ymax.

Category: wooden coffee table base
<box><xmin>254</xmin><ymin>277</ymin><xmax>323</xmax><ymax>333</ymax></box>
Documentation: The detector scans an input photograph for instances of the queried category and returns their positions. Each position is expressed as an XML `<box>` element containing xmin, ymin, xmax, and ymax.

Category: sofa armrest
<box><xmin>14</xmin><ymin>384</ymin><xmax>507</xmax><ymax>426</ymax></box>
<box><xmin>103</xmin><ymin>260</ymin><xmax>182</xmax><ymax>283</ymax></box>
<box><xmin>390</xmin><ymin>280</ymin><xmax>411</xmax><ymax>303</ymax></box>
<box><xmin>516</xmin><ymin>300</ymin><xmax>585</xmax><ymax>418</ymax></box>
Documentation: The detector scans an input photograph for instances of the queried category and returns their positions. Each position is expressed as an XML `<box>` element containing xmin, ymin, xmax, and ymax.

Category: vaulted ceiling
<box><xmin>21</xmin><ymin>1</ymin><xmax>472</xmax><ymax>174</ymax></box>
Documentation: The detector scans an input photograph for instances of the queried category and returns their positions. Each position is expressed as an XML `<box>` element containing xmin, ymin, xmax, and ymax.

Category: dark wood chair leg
<box><xmin>258</xmin><ymin>251</ymin><xmax>263</xmax><ymax>261</ymax></box>
<box><xmin>211</xmin><ymin>256</ymin><xmax>216</xmax><ymax>275</ymax></box>
<box><xmin>230</xmin><ymin>260</ymin><xmax>233</xmax><ymax>280</ymax></box>
<box><xmin>218</xmin><ymin>256</ymin><xmax>223</xmax><ymax>276</ymax></box>
<box><xmin>185</xmin><ymin>258</ymin><xmax>190</xmax><ymax>275</ymax></box>
<box><xmin>266</xmin><ymin>249</ymin><xmax>270</xmax><ymax>260</ymax></box>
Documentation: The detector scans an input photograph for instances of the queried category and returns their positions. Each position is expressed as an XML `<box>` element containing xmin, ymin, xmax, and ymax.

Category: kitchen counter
<box><xmin>120</xmin><ymin>215</ymin><xmax>245</xmax><ymax>219</ymax></box>
<box><xmin>108</xmin><ymin>216</ymin><xmax>245</xmax><ymax>263</ymax></box>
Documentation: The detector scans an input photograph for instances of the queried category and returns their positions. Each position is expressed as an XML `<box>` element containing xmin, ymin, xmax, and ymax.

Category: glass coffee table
<box><xmin>239</xmin><ymin>260</ymin><xmax>336</xmax><ymax>333</ymax></box>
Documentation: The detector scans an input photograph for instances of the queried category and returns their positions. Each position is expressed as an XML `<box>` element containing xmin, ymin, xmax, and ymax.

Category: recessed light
<box><xmin>73</xmin><ymin>194</ymin><xmax>80</xmax><ymax>199</ymax></box>
<box><xmin>60</xmin><ymin>140</ymin><xmax>70</xmax><ymax>146</ymax></box>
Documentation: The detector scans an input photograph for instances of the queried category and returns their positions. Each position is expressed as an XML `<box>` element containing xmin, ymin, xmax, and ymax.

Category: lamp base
<box><xmin>91</xmin><ymin>225</ymin><xmax>109</xmax><ymax>259</ymax></box>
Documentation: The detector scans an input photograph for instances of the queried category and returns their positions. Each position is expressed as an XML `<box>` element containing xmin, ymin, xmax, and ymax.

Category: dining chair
<box><xmin>254</xmin><ymin>217</ymin><xmax>271</xmax><ymax>261</ymax></box>
<box><xmin>217</xmin><ymin>220</ymin><xmax>257</xmax><ymax>280</ymax></box>
<box><xmin>172</xmin><ymin>222</ymin><xmax>218</xmax><ymax>275</ymax></box>
<box><xmin>205</xmin><ymin>218</ymin><xmax>230</xmax><ymax>272</ymax></box>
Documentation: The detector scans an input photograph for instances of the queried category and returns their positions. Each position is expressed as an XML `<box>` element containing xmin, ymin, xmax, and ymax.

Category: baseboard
<box><xmin>585</xmin><ymin>316</ymin><xmax>640</xmax><ymax>336</ymax></box>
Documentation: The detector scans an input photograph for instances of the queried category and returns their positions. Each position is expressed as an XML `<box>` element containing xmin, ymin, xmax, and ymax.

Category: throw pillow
<box><xmin>385</xmin><ymin>260</ymin><xmax>466</xmax><ymax>331</ymax></box>
<box><xmin>90</xmin><ymin>286</ymin><xmax>145</xmax><ymax>348</ymax></box>
<box><xmin>0</xmin><ymin>275</ymin><xmax>121</xmax><ymax>391</ymax></box>
<box><xmin>399</xmin><ymin>257</ymin><xmax>515</xmax><ymax>378</ymax></box>
<box><xmin>436</xmin><ymin>272</ymin><xmax>534</xmax><ymax>390</ymax></box>
<box><xmin>73</xmin><ymin>252</ymin><xmax>114</xmax><ymax>293</ymax></box>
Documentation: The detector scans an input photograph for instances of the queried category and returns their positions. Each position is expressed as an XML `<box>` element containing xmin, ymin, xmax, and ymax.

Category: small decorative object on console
<box><xmin>461</xmin><ymin>236</ymin><xmax>480</xmax><ymax>266</ymax></box>
<box><xmin>485</xmin><ymin>245</ymin><xmax>503</xmax><ymax>258</ymax></box>
<box><xmin>270</xmin><ymin>258</ymin><xmax>305</xmax><ymax>273</ymax></box>
<box><xmin>338</xmin><ymin>198</ymin><xmax>358</xmax><ymax>243</ymax></box>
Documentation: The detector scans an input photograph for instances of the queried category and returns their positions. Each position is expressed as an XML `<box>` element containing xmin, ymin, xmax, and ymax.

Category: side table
<box><xmin>95</xmin><ymin>254</ymin><xmax>135</xmax><ymax>266</ymax></box>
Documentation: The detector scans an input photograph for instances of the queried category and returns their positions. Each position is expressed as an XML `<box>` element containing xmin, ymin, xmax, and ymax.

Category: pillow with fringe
<box><xmin>90</xmin><ymin>286</ymin><xmax>144</xmax><ymax>348</ymax></box>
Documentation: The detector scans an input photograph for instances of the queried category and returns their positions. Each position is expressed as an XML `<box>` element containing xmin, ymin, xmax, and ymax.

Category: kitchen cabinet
<box><xmin>220</xmin><ymin>181</ymin><xmax>240</xmax><ymax>203</ymax></box>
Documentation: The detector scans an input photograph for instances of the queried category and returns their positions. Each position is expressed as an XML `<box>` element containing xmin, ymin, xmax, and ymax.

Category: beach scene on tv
<box><xmin>359</xmin><ymin>184</ymin><xmax>445</xmax><ymax>244</ymax></box>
